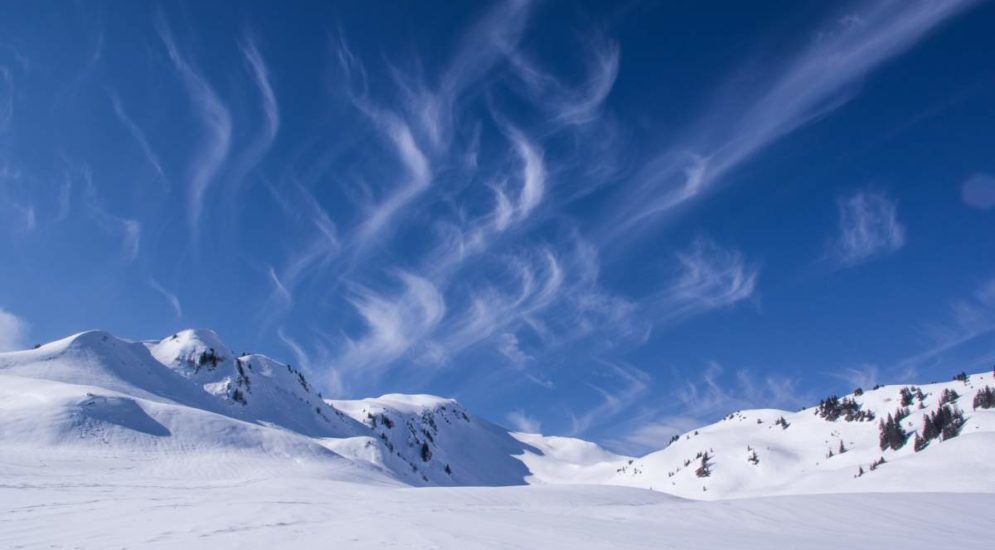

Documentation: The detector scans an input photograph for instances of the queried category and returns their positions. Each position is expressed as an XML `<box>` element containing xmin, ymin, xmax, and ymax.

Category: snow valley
<box><xmin>1</xmin><ymin>329</ymin><xmax>993</xmax><ymax>548</ymax></box>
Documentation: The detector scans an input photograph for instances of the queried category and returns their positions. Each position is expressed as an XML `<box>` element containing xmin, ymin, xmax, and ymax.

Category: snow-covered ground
<box><xmin>2</xmin><ymin>328</ymin><xmax>993</xmax><ymax>548</ymax></box>
<box><xmin>2</xmin><ymin>461</ymin><xmax>992</xmax><ymax>549</ymax></box>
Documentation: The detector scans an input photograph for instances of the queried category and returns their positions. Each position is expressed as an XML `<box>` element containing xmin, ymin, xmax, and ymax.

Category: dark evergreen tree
<box><xmin>900</xmin><ymin>387</ymin><xmax>915</xmax><ymax>407</ymax></box>
<box><xmin>940</xmin><ymin>388</ymin><xmax>960</xmax><ymax>405</ymax></box>
<box><xmin>695</xmin><ymin>453</ymin><xmax>711</xmax><ymax>478</ymax></box>
<box><xmin>940</xmin><ymin>406</ymin><xmax>965</xmax><ymax>441</ymax></box>
<box><xmin>420</xmin><ymin>442</ymin><xmax>432</xmax><ymax>462</ymax></box>
<box><xmin>972</xmin><ymin>386</ymin><xmax>995</xmax><ymax>410</ymax></box>
<box><xmin>878</xmin><ymin>414</ymin><xmax>907</xmax><ymax>451</ymax></box>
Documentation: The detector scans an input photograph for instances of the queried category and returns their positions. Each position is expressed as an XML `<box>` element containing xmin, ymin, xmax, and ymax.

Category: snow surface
<box><xmin>2</xmin><ymin>329</ymin><xmax>994</xmax><ymax>548</ymax></box>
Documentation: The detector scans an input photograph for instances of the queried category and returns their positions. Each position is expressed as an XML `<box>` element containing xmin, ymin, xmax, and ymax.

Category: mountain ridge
<box><xmin>2</xmin><ymin>328</ymin><xmax>993</xmax><ymax>499</ymax></box>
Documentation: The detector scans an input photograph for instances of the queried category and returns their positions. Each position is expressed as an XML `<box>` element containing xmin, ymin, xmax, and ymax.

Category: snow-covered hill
<box><xmin>1</xmin><ymin>328</ymin><xmax>994</xmax><ymax>502</ymax></box>
<box><xmin>611</xmin><ymin>372</ymin><xmax>995</xmax><ymax>499</ymax></box>
<box><xmin>0</xmin><ymin>328</ymin><xmax>626</xmax><ymax>489</ymax></box>
<box><xmin>328</xmin><ymin>394</ymin><xmax>537</xmax><ymax>486</ymax></box>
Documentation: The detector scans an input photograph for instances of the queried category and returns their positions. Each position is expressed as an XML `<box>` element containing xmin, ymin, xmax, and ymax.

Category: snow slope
<box><xmin>0</xmin><ymin>330</ymin><xmax>391</xmax><ymax>485</ymax></box>
<box><xmin>611</xmin><ymin>372</ymin><xmax>995</xmax><ymax>499</ymax></box>
<box><xmin>330</xmin><ymin>394</ymin><xmax>539</xmax><ymax>486</ymax></box>
<box><xmin>2</xmin><ymin>328</ymin><xmax>995</xmax><ymax>548</ymax></box>
<box><xmin>2</xmin><ymin>464</ymin><xmax>992</xmax><ymax>549</ymax></box>
<box><xmin>2</xmin><ymin>328</ymin><xmax>994</xmax><ymax>500</ymax></box>
<box><xmin>512</xmin><ymin>432</ymin><xmax>632</xmax><ymax>484</ymax></box>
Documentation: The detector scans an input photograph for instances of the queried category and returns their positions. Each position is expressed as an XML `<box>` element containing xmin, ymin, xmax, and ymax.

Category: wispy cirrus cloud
<box><xmin>353</xmin><ymin>114</ymin><xmax>432</xmax><ymax>247</ymax></box>
<box><xmin>157</xmin><ymin>16</ymin><xmax>232</xmax><ymax>239</ymax></box>
<box><xmin>652</xmin><ymin>237</ymin><xmax>759</xmax><ymax>324</ymax></box>
<box><xmin>896</xmin><ymin>275</ymin><xmax>995</xmax><ymax>378</ymax></box>
<box><xmin>108</xmin><ymin>91</ymin><xmax>167</xmax><ymax>187</ymax></box>
<box><xmin>79</xmin><ymin>166</ymin><xmax>141</xmax><ymax>261</ymax></box>
<box><xmin>569</xmin><ymin>361</ymin><xmax>650</xmax><ymax>436</ymax></box>
<box><xmin>612</xmin><ymin>363</ymin><xmax>808</xmax><ymax>455</ymax></box>
<box><xmin>961</xmin><ymin>172</ymin><xmax>995</xmax><ymax>210</ymax></box>
<box><xmin>829</xmin><ymin>190</ymin><xmax>905</xmax><ymax>266</ymax></box>
<box><xmin>0</xmin><ymin>162</ymin><xmax>36</xmax><ymax>234</ymax></box>
<box><xmin>827</xmin><ymin>364</ymin><xmax>881</xmax><ymax>391</ymax></box>
<box><xmin>277</xmin><ymin>327</ymin><xmax>311</xmax><ymax>372</ymax></box>
<box><xmin>399</xmin><ymin>0</ymin><xmax>535</xmax><ymax>149</ymax></box>
<box><xmin>228</xmin><ymin>35</ymin><xmax>279</xmax><ymax>195</ymax></box>
<box><xmin>494</xmin><ymin>126</ymin><xmax>545</xmax><ymax>230</ymax></box>
<box><xmin>505</xmin><ymin>409</ymin><xmax>542</xmax><ymax>433</ymax></box>
<box><xmin>262</xmin><ymin>182</ymin><xmax>341</xmax><ymax>317</ymax></box>
<box><xmin>509</xmin><ymin>28</ymin><xmax>620</xmax><ymax>127</ymax></box>
<box><xmin>336</xmin><ymin>271</ymin><xmax>446</xmax><ymax>375</ymax></box>
<box><xmin>147</xmin><ymin>278</ymin><xmax>182</xmax><ymax>318</ymax></box>
<box><xmin>0</xmin><ymin>66</ymin><xmax>13</xmax><ymax>134</ymax></box>
<box><xmin>0</xmin><ymin>307</ymin><xmax>29</xmax><ymax>352</ymax></box>
<box><xmin>608</xmin><ymin>0</ymin><xmax>977</xmax><ymax>238</ymax></box>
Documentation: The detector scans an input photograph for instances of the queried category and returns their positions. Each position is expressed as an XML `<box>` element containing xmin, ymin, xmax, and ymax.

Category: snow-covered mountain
<box><xmin>612</xmin><ymin>372</ymin><xmax>995</xmax><ymax>499</ymax></box>
<box><xmin>1</xmin><ymin>328</ymin><xmax>993</xmax><ymax>501</ymax></box>
<box><xmin>0</xmin><ymin>329</ymin><xmax>625</xmax><ymax>488</ymax></box>
<box><xmin>327</xmin><ymin>394</ymin><xmax>532</xmax><ymax>486</ymax></box>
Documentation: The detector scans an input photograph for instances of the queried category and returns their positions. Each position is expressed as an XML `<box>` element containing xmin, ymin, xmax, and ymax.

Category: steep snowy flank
<box><xmin>329</xmin><ymin>394</ymin><xmax>537</xmax><ymax>486</ymax></box>
<box><xmin>149</xmin><ymin>329</ymin><xmax>365</xmax><ymax>437</ymax></box>
<box><xmin>0</xmin><ymin>329</ymin><xmax>388</xmax><ymax>483</ymax></box>
<box><xmin>611</xmin><ymin>371</ymin><xmax>995</xmax><ymax>499</ymax></box>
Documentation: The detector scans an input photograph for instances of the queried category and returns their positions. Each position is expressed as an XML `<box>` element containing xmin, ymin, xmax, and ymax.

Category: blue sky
<box><xmin>1</xmin><ymin>0</ymin><xmax>993</xmax><ymax>454</ymax></box>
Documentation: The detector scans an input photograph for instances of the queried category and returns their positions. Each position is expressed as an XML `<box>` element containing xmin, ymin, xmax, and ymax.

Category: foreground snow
<box><xmin>2</xmin><ymin>456</ymin><xmax>992</xmax><ymax>549</ymax></box>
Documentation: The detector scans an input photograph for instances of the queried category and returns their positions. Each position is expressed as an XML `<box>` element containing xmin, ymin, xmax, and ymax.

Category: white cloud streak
<box><xmin>897</xmin><ymin>275</ymin><xmax>995</xmax><ymax>375</ymax></box>
<box><xmin>109</xmin><ymin>91</ymin><xmax>167</xmax><ymax>187</ymax></box>
<box><xmin>653</xmin><ymin>237</ymin><xmax>759</xmax><ymax>324</ymax></box>
<box><xmin>0</xmin><ymin>307</ymin><xmax>29</xmax><ymax>352</ymax></box>
<box><xmin>569</xmin><ymin>361</ymin><xmax>650</xmax><ymax>436</ymax></box>
<box><xmin>0</xmin><ymin>66</ymin><xmax>13</xmax><ymax>134</ymax></box>
<box><xmin>80</xmin><ymin>167</ymin><xmax>141</xmax><ymax>261</ymax></box>
<box><xmin>277</xmin><ymin>327</ymin><xmax>311</xmax><ymax>372</ymax></box>
<box><xmin>612</xmin><ymin>0</ymin><xmax>978</xmax><ymax>235</ymax></box>
<box><xmin>509</xmin><ymin>30</ymin><xmax>620</xmax><ymax>127</ymax></box>
<box><xmin>147</xmin><ymin>278</ymin><xmax>182</xmax><ymax>318</ymax></box>
<box><xmin>336</xmin><ymin>272</ymin><xmax>445</xmax><ymax>374</ymax></box>
<box><xmin>615</xmin><ymin>363</ymin><xmax>808</xmax><ymax>455</ymax></box>
<box><xmin>353</xmin><ymin>114</ymin><xmax>431</xmax><ymax>247</ymax></box>
<box><xmin>961</xmin><ymin>172</ymin><xmax>995</xmax><ymax>210</ymax></box>
<box><xmin>505</xmin><ymin>409</ymin><xmax>542</xmax><ymax>433</ymax></box>
<box><xmin>157</xmin><ymin>17</ymin><xmax>232</xmax><ymax>239</ymax></box>
<box><xmin>830</xmin><ymin>190</ymin><xmax>905</xmax><ymax>266</ymax></box>
<box><xmin>229</xmin><ymin>35</ymin><xmax>279</xmax><ymax>194</ymax></box>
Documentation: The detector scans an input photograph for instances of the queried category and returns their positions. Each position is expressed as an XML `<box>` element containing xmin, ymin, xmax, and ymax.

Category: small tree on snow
<box><xmin>695</xmin><ymin>453</ymin><xmax>712</xmax><ymax>478</ymax></box>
